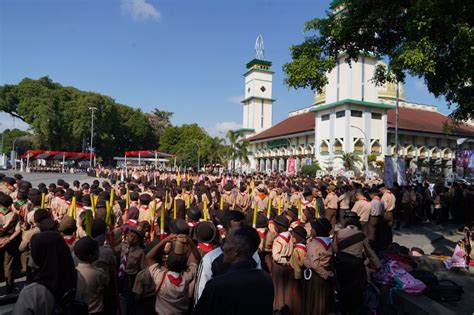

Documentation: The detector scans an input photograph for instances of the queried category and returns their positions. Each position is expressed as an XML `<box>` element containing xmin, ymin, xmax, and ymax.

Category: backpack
<box><xmin>424</xmin><ymin>279</ymin><xmax>463</xmax><ymax>303</ymax></box>
<box><xmin>388</xmin><ymin>261</ymin><xmax>426</xmax><ymax>294</ymax></box>
<box><xmin>409</xmin><ymin>270</ymin><xmax>438</xmax><ymax>287</ymax></box>
<box><xmin>53</xmin><ymin>289</ymin><xmax>88</xmax><ymax>315</ymax></box>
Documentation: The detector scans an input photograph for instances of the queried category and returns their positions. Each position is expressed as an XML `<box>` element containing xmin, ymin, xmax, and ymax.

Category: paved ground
<box><xmin>394</xmin><ymin>222</ymin><xmax>463</xmax><ymax>255</ymax></box>
<box><xmin>1</xmin><ymin>170</ymin><xmax>105</xmax><ymax>187</ymax></box>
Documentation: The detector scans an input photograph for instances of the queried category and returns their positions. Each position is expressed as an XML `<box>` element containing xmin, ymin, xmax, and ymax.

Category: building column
<box><xmin>344</xmin><ymin>107</ymin><xmax>351</xmax><ymax>152</ymax></box>
<box><xmin>272</xmin><ymin>159</ymin><xmax>278</xmax><ymax>172</ymax></box>
<box><xmin>382</xmin><ymin>112</ymin><xmax>388</xmax><ymax>156</ymax></box>
<box><xmin>314</xmin><ymin>116</ymin><xmax>320</xmax><ymax>162</ymax></box>
<box><xmin>329</xmin><ymin>108</ymin><xmax>336</xmax><ymax>159</ymax></box>
<box><xmin>363</xmin><ymin>108</ymin><xmax>371</xmax><ymax>154</ymax></box>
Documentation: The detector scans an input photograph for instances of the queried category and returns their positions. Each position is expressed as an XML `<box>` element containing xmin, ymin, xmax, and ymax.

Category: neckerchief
<box><xmin>0</xmin><ymin>207</ymin><xmax>9</xmax><ymax>215</ymax></box>
<box><xmin>167</xmin><ymin>274</ymin><xmax>183</xmax><ymax>287</ymax></box>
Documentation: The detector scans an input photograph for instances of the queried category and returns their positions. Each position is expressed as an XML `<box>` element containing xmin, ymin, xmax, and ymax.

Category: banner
<box><xmin>384</xmin><ymin>156</ymin><xmax>407</xmax><ymax>187</ymax></box>
<box><xmin>287</xmin><ymin>157</ymin><xmax>296</xmax><ymax>176</ymax></box>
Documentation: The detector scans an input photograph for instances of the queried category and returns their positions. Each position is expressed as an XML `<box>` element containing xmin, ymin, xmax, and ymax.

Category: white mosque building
<box><xmin>237</xmin><ymin>48</ymin><xmax>474</xmax><ymax>177</ymax></box>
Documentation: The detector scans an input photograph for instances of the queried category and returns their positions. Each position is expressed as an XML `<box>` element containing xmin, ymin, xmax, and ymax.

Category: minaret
<box><xmin>240</xmin><ymin>35</ymin><xmax>274</xmax><ymax>138</ymax></box>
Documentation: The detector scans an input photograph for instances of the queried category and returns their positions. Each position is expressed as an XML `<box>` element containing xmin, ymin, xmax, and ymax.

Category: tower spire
<box><xmin>255</xmin><ymin>35</ymin><xmax>265</xmax><ymax>60</ymax></box>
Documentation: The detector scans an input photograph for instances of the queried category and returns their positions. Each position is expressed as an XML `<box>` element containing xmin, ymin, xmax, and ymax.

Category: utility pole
<box><xmin>394</xmin><ymin>81</ymin><xmax>400</xmax><ymax>183</ymax></box>
<box><xmin>89</xmin><ymin>107</ymin><xmax>97</xmax><ymax>169</ymax></box>
<box><xmin>351</xmin><ymin>125</ymin><xmax>370</xmax><ymax>180</ymax></box>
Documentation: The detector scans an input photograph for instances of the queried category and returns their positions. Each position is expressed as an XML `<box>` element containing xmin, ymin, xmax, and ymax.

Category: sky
<box><xmin>0</xmin><ymin>0</ymin><xmax>451</xmax><ymax>135</ymax></box>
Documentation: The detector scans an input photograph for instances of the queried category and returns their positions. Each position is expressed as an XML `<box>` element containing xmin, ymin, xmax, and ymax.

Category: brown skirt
<box><xmin>302</xmin><ymin>270</ymin><xmax>333</xmax><ymax>315</ymax></box>
<box><xmin>272</xmin><ymin>261</ymin><xmax>300</xmax><ymax>313</ymax></box>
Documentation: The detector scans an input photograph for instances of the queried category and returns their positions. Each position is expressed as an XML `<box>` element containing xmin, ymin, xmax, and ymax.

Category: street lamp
<box><xmin>350</xmin><ymin>125</ymin><xmax>370</xmax><ymax>179</ymax></box>
<box><xmin>0</xmin><ymin>123</ymin><xmax>3</xmax><ymax>155</ymax></box>
<box><xmin>89</xmin><ymin>107</ymin><xmax>97</xmax><ymax>169</ymax></box>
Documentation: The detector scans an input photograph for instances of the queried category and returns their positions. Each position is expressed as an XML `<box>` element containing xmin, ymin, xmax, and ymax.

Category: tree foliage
<box><xmin>300</xmin><ymin>162</ymin><xmax>321</xmax><ymax>176</ymax></box>
<box><xmin>335</xmin><ymin>151</ymin><xmax>363</xmax><ymax>170</ymax></box>
<box><xmin>226</xmin><ymin>130</ymin><xmax>250</xmax><ymax>172</ymax></box>
<box><xmin>283</xmin><ymin>0</ymin><xmax>473</xmax><ymax>121</ymax></box>
<box><xmin>0</xmin><ymin>77</ymin><xmax>159</xmax><ymax>161</ymax></box>
<box><xmin>1</xmin><ymin>129</ymin><xmax>33</xmax><ymax>155</ymax></box>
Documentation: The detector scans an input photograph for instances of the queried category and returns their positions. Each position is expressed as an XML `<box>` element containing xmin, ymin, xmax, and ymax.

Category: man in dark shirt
<box><xmin>193</xmin><ymin>225</ymin><xmax>274</xmax><ymax>315</ymax></box>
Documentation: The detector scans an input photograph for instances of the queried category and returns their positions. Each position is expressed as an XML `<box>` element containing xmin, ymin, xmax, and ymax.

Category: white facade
<box><xmin>240</xmin><ymin>53</ymin><xmax>473</xmax><ymax>176</ymax></box>
<box><xmin>240</xmin><ymin>59</ymin><xmax>274</xmax><ymax>136</ymax></box>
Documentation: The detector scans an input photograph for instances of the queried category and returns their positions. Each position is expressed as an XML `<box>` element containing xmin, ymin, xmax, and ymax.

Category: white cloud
<box><xmin>227</xmin><ymin>95</ymin><xmax>243</xmax><ymax>105</ymax></box>
<box><xmin>206</xmin><ymin>121</ymin><xmax>241</xmax><ymax>138</ymax></box>
<box><xmin>121</xmin><ymin>0</ymin><xmax>160</xmax><ymax>22</ymax></box>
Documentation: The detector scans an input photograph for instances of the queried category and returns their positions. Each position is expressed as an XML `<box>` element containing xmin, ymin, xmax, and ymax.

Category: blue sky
<box><xmin>1</xmin><ymin>0</ymin><xmax>450</xmax><ymax>135</ymax></box>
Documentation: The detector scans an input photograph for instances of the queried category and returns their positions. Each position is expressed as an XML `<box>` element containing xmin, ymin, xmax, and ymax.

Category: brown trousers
<box><xmin>325</xmin><ymin>208</ymin><xmax>337</xmax><ymax>231</ymax></box>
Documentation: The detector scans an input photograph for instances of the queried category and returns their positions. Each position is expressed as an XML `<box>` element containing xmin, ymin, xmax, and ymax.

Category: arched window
<box><xmin>371</xmin><ymin>140</ymin><xmax>382</xmax><ymax>154</ymax></box>
<box><xmin>320</xmin><ymin>142</ymin><xmax>329</xmax><ymax>155</ymax></box>
<box><xmin>354</xmin><ymin>139</ymin><xmax>365</xmax><ymax>154</ymax></box>
<box><xmin>333</xmin><ymin>139</ymin><xmax>343</xmax><ymax>154</ymax></box>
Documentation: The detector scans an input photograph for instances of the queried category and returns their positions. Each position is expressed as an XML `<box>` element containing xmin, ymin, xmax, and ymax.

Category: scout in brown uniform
<box><xmin>0</xmin><ymin>177</ymin><xmax>16</xmax><ymax>196</ymax></box>
<box><xmin>74</xmin><ymin>237</ymin><xmax>110</xmax><ymax>315</ymax></box>
<box><xmin>235</xmin><ymin>185</ymin><xmax>251</xmax><ymax>213</ymax></box>
<box><xmin>323</xmin><ymin>185</ymin><xmax>338</xmax><ymax>230</ymax></box>
<box><xmin>0</xmin><ymin>193</ymin><xmax>21</xmax><ymax>294</ymax></box>
<box><xmin>254</xmin><ymin>184</ymin><xmax>270</xmax><ymax>212</ymax></box>
<box><xmin>380</xmin><ymin>184</ymin><xmax>396</xmax><ymax>244</ymax></box>
<box><xmin>288</xmin><ymin>225</ymin><xmax>307</xmax><ymax>315</ymax></box>
<box><xmin>302</xmin><ymin>218</ymin><xmax>333</xmax><ymax>315</ymax></box>
<box><xmin>119</xmin><ymin>226</ymin><xmax>146</xmax><ymax>314</ymax></box>
<box><xmin>351</xmin><ymin>192</ymin><xmax>371</xmax><ymax>234</ymax></box>
<box><xmin>138</xmin><ymin>194</ymin><xmax>153</xmax><ymax>223</ymax></box>
<box><xmin>221</xmin><ymin>183</ymin><xmax>235</xmax><ymax>210</ymax></box>
<box><xmin>271</xmin><ymin>215</ymin><xmax>293</xmax><ymax>313</ymax></box>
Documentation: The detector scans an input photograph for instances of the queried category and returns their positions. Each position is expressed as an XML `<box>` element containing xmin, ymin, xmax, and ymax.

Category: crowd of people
<box><xmin>0</xmin><ymin>169</ymin><xmax>472</xmax><ymax>315</ymax></box>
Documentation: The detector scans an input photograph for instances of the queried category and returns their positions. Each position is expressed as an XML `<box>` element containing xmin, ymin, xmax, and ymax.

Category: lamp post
<box><xmin>394</xmin><ymin>81</ymin><xmax>400</xmax><ymax>182</ymax></box>
<box><xmin>350</xmin><ymin>125</ymin><xmax>370</xmax><ymax>179</ymax></box>
<box><xmin>89</xmin><ymin>107</ymin><xmax>97</xmax><ymax>169</ymax></box>
<box><xmin>0</xmin><ymin>123</ymin><xmax>3</xmax><ymax>155</ymax></box>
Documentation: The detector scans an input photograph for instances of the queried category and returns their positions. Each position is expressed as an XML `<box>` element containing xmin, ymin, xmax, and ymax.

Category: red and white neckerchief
<box><xmin>64</xmin><ymin>235</ymin><xmax>76</xmax><ymax>246</ymax></box>
<box><xmin>187</xmin><ymin>221</ymin><xmax>198</xmax><ymax>227</ymax></box>
<box><xmin>240</xmin><ymin>192</ymin><xmax>246</xmax><ymax>197</ymax></box>
<box><xmin>302</xmin><ymin>200</ymin><xmax>311</xmax><ymax>206</ymax></box>
<box><xmin>256</xmin><ymin>228</ymin><xmax>268</xmax><ymax>239</ymax></box>
<box><xmin>198</xmin><ymin>242</ymin><xmax>214</xmax><ymax>252</ymax></box>
<box><xmin>224</xmin><ymin>191</ymin><xmax>232</xmax><ymax>196</ymax></box>
<box><xmin>294</xmin><ymin>243</ymin><xmax>307</xmax><ymax>252</ymax></box>
<box><xmin>118</xmin><ymin>246</ymin><xmax>129</xmax><ymax>279</ymax></box>
<box><xmin>278</xmin><ymin>231</ymin><xmax>290</xmax><ymax>243</ymax></box>
<box><xmin>140</xmin><ymin>205</ymin><xmax>149</xmax><ymax>211</ymax></box>
<box><xmin>167</xmin><ymin>274</ymin><xmax>183</xmax><ymax>287</ymax></box>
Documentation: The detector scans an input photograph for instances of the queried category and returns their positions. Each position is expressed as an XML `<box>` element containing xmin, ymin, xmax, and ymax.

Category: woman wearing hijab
<box><xmin>14</xmin><ymin>231</ymin><xmax>86</xmax><ymax>315</ymax></box>
<box><xmin>302</xmin><ymin>218</ymin><xmax>334</xmax><ymax>315</ymax></box>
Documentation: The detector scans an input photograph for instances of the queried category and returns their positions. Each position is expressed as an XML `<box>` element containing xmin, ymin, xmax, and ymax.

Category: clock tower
<box><xmin>240</xmin><ymin>35</ymin><xmax>274</xmax><ymax>138</ymax></box>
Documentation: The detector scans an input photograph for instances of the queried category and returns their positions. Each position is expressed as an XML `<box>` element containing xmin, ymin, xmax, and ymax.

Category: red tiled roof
<box><xmin>248</xmin><ymin>106</ymin><xmax>474</xmax><ymax>142</ymax></box>
<box><xmin>248</xmin><ymin>111</ymin><xmax>315</xmax><ymax>141</ymax></box>
<box><xmin>387</xmin><ymin>107</ymin><xmax>474</xmax><ymax>136</ymax></box>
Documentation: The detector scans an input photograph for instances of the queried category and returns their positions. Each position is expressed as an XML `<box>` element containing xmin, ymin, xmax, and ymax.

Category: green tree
<box><xmin>159</xmin><ymin>124</ymin><xmax>210</xmax><ymax>168</ymax></box>
<box><xmin>1</xmin><ymin>129</ymin><xmax>33</xmax><ymax>155</ymax></box>
<box><xmin>226</xmin><ymin>130</ymin><xmax>250</xmax><ymax>172</ymax></box>
<box><xmin>335</xmin><ymin>151</ymin><xmax>363</xmax><ymax>170</ymax></box>
<box><xmin>283</xmin><ymin>0</ymin><xmax>473</xmax><ymax>121</ymax></box>
<box><xmin>0</xmin><ymin>77</ymin><xmax>157</xmax><ymax>161</ymax></box>
<box><xmin>300</xmin><ymin>162</ymin><xmax>321</xmax><ymax>176</ymax></box>
<box><xmin>148</xmin><ymin>109</ymin><xmax>173</xmax><ymax>139</ymax></box>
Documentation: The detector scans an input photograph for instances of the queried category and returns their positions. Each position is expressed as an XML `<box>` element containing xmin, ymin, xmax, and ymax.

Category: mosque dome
<box><xmin>314</xmin><ymin>86</ymin><xmax>326</xmax><ymax>105</ymax></box>
<box><xmin>378</xmin><ymin>80</ymin><xmax>405</xmax><ymax>101</ymax></box>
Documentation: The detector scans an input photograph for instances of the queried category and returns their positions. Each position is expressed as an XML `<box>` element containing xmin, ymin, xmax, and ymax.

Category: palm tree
<box><xmin>226</xmin><ymin>130</ymin><xmax>249</xmax><ymax>172</ymax></box>
<box><xmin>335</xmin><ymin>151</ymin><xmax>363</xmax><ymax>170</ymax></box>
